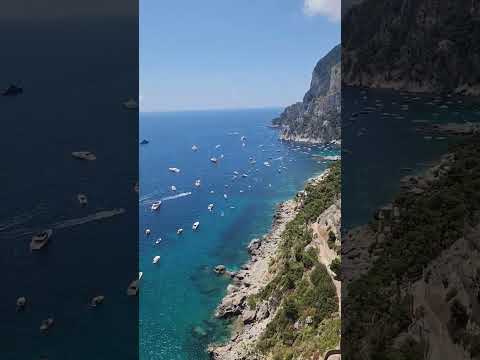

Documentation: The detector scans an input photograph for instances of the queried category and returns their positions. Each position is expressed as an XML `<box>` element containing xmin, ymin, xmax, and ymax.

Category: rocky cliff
<box><xmin>273</xmin><ymin>45</ymin><xmax>341</xmax><ymax>144</ymax></box>
<box><xmin>343</xmin><ymin>0</ymin><xmax>480</xmax><ymax>95</ymax></box>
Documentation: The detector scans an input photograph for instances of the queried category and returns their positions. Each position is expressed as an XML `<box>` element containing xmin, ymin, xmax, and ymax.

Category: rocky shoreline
<box><xmin>208</xmin><ymin>171</ymin><xmax>337</xmax><ymax>360</ymax></box>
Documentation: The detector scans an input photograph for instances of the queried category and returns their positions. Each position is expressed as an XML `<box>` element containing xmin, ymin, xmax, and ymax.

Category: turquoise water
<box><xmin>139</xmin><ymin>109</ymin><xmax>338</xmax><ymax>359</ymax></box>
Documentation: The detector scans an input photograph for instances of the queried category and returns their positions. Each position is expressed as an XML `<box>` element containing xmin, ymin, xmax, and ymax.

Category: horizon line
<box><xmin>140</xmin><ymin>105</ymin><xmax>285</xmax><ymax>114</ymax></box>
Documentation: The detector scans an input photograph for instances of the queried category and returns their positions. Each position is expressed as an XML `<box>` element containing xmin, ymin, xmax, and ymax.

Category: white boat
<box><xmin>155</xmin><ymin>237</ymin><xmax>162</xmax><ymax>245</ymax></box>
<box><xmin>223</xmin><ymin>194</ymin><xmax>228</xmax><ymax>200</ymax></box>
<box><xmin>241</xmin><ymin>173</ymin><xmax>248</xmax><ymax>178</ymax></box>
<box><xmin>127</xmin><ymin>280</ymin><xmax>139</xmax><ymax>296</ymax></box>
<box><xmin>192</xmin><ymin>145</ymin><xmax>198</xmax><ymax>151</ymax></box>
<box><xmin>194</xmin><ymin>179</ymin><xmax>201</xmax><ymax>187</ymax></box>
<box><xmin>139</xmin><ymin>272</ymin><xmax>143</xmax><ymax>280</ymax></box>
<box><xmin>177</xmin><ymin>228</ymin><xmax>183</xmax><ymax>235</ymax></box>
<box><xmin>192</xmin><ymin>221</ymin><xmax>200</xmax><ymax>230</ymax></box>
<box><xmin>220</xmin><ymin>154</ymin><xmax>224</xmax><ymax>159</ymax></box>
<box><xmin>215</xmin><ymin>144</ymin><xmax>221</xmax><ymax>149</ymax></box>
<box><xmin>263</xmin><ymin>161</ymin><xmax>270</xmax><ymax>167</ymax></box>
<box><xmin>240</xmin><ymin>136</ymin><xmax>246</xmax><ymax>142</ymax></box>
<box><xmin>233</xmin><ymin>171</ymin><xmax>239</xmax><ymax>175</ymax></box>
<box><xmin>145</xmin><ymin>229</ymin><xmax>151</xmax><ymax>235</ymax></box>
<box><xmin>123</xmin><ymin>98</ymin><xmax>138</xmax><ymax>109</ymax></box>
<box><xmin>210</xmin><ymin>157</ymin><xmax>218</xmax><ymax>163</ymax></box>
<box><xmin>151</xmin><ymin>201</ymin><xmax>162</xmax><ymax>211</ymax></box>
<box><xmin>171</xmin><ymin>185</ymin><xmax>177</xmax><ymax>192</ymax></box>
<box><xmin>168</xmin><ymin>167</ymin><xmax>180</xmax><ymax>173</ymax></box>
<box><xmin>207</xmin><ymin>204</ymin><xmax>214</xmax><ymax>211</ymax></box>
<box><xmin>152</xmin><ymin>255</ymin><xmax>161</xmax><ymax>264</ymax></box>
<box><xmin>16</xmin><ymin>297</ymin><xmax>26</xmax><ymax>311</ymax></box>
<box><xmin>210</xmin><ymin>190</ymin><xmax>215</xmax><ymax>194</ymax></box>
<box><xmin>77</xmin><ymin>193</ymin><xmax>88</xmax><ymax>206</ymax></box>
<box><xmin>72</xmin><ymin>151</ymin><xmax>96</xmax><ymax>161</ymax></box>
<box><xmin>30</xmin><ymin>229</ymin><xmax>53</xmax><ymax>251</ymax></box>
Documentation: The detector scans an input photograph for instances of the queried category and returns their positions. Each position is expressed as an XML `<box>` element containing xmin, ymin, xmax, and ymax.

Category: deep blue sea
<box><xmin>343</xmin><ymin>86</ymin><xmax>480</xmax><ymax>229</ymax></box>
<box><xmin>139</xmin><ymin>109</ymin><xmax>339</xmax><ymax>359</ymax></box>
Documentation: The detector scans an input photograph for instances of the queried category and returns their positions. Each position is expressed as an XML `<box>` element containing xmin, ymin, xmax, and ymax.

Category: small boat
<box><xmin>72</xmin><ymin>151</ymin><xmax>96</xmax><ymax>161</ymax></box>
<box><xmin>194</xmin><ymin>179</ymin><xmax>201</xmax><ymax>187</ymax></box>
<box><xmin>127</xmin><ymin>280</ymin><xmax>139</xmax><ymax>296</ymax></box>
<box><xmin>16</xmin><ymin>297</ymin><xmax>27</xmax><ymax>311</ymax></box>
<box><xmin>207</xmin><ymin>204</ymin><xmax>214</xmax><ymax>211</ymax></box>
<box><xmin>77</xmin><ymin>193</ymin><xmax>88</xmax><ymax>206</ymax></box>
<box><xmin>168</xmin><ymin>167</ymin><xmax>180</xmax><ymax>173</ymax></box>
<box><xmin>192</xmin><ymin>221</ymin><xmax>200</xmax><ymax>230</ymax></box>
<box><xmin>223</xmin><ymin>194</ymin><xmax>228</xmax><ymax>200</ymax></box>
<box><xmin>140</xmin><ymin>139</ymin><xmax>149</xmax><ymax>145</ymax></box>
<box><xmin>240</xmin><ymin>136</ymin><xmax>246</xmax><ymax>142</ymax></box>
<box><xmin>239</xmin><ymin>190</ymin><xmax>244</xmax><ymax>193</ymax></box>
<box><xmin>210</xmin><ymin>157</ymin><xmax>218</xmax><ymax>164</ymax></box>
<box><xmin>152</xmin><ymin>255</ymin><xmax>161</xmax><ymax>264</ymax></box>
<box><xmin>220</xmin><ymin>154</ymin><xmax>224</xmax><ymax>159</ymax></box>
<box><xmin>2</xmin><ymin>84</ymin><xmax>23</xmax><ymax>96</ymax></box>
<box><xmin>139</xmin><ymin>272</ymin><xmax>143</xmax><ymax>280</ymax></box>
<box><xmin>233</xmin><ymin>171</ymin><xmax>239</xmax><ymax>175</ymax></box>
<box><xmin>171</xmin><ymin>185</ymin><xmax>177</xmax><ymax>192</ymax></box>
<box><xmin>263</xmin><ymin>161</ymin><xmax>270</xmax><ymax>167</ymax></box>
<box><xmin>210</xmin><ymin>190</ymin><xmax>215</xmax><ymax>194</ymax></box>
<box><xmin>90</xmin><ymin>295</ymin><xmax>105</xmax><ymax>307</ymax></box>
<box><xmin>155</xmin><ymin>238</ymin><xmax>162</xmax><ymax>245</ymax></box>
<box><xmin>177</xmin><ymin>228</ymin><xmax>183</xmax><ymax>235</ymax></box>
<box><xmin>220</xmin><ymin>211</ymin><xmax>225</xmax><ymax>217</ymax></box>
<box><xmin>145</xmin><ymin>229</ymin><xmax>151</xmax><ymax>235</ymax></box>
<box><xmin>151</xmin><ymin>201</ymin><xmax>162</xmax><ymax>211</ymax></box>
<box><xmin>215</xmin><ymin>144</ymin><xmax>221</xmax><ymax>149</ymax></box>
<box><xmin>30</xmin><ymin>229</ymin><xmax>53</xmax><ymax>251</ymax></box>
<box><xmin>123</xmin><ymin>98</ymin><xmax>138</xmax><ymax>110</ymax></box>
<box><xmin>241</xmin><ymin>173</ymin><xmax>248</xmax><ymax>178</ymax></box>
<box><xmin>192</xmin><ymin>145</ymin><xmax>199</xmax><ymax>151</ymax></box>
<box><xmin>40</xmin><ymin>318</ymin><xmax>54</xmax><ymax>332</ymax></box>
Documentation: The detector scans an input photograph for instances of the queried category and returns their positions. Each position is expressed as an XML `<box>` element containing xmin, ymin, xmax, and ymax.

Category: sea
<box><xmin>342</xmin><ymin>86</ymin><xmax>480</xmax><ymax>230</ymax></box>
<box><xmin>139</xmin><ymin>109</ymin><xmax>339</xmax><ymax>360</ymax></box>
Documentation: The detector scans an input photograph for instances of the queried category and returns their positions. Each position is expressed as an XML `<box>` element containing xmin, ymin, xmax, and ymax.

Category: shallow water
<box><xmin>139</xmin><ymin>109</ymin><xmax>339</xmax><ymax>359</ymax></box>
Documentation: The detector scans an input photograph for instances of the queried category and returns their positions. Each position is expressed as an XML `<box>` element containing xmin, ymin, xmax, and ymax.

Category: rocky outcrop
<box><xmin>273</xmin><ymin>45</ymin><xmax>341</xmax><ymax>144</ymax></box>
<box><xmin>342</xmin><ymin>0</ymin><xmax>480</xmax><ymax>95</ymax></box>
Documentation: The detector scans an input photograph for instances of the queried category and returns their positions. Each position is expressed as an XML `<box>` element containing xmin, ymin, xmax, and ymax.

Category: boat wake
<box><xmin>161</xmin><ymin>192</ymin><xmax>192</xmax><ymax>201</ymax></box>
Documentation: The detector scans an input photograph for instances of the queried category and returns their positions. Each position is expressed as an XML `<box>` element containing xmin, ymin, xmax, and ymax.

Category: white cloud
<box><xmin>303</xmin><ymin>0</ymin><xmax>341</xmax><ymax>22</ymax></box>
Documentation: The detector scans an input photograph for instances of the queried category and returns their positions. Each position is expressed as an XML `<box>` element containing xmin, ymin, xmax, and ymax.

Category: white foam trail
<box><xmin>161</xmin><ymin>192</ymin><xmax>192</xmax><ymax>201</ymax></box>
<box><xmin>52</xmin><ymin>209</ymin><xmax>126</xmax><ymax>229</ymax></box>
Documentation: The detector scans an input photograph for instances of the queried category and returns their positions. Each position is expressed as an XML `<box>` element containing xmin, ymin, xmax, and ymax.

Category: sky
<box><xmin>140</xmin><ymin>0</ymin><xmax>340</xmax><ymax>112</ymax></box>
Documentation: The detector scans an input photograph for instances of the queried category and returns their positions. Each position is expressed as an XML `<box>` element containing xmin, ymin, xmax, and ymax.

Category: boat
<box><xmin>151</xmin><ymin>201</ymin><xmax>161</xmax><ymax>211</ymax></box>
<box><xmin>240</xmin><ymin>136</ymin><xmax>246</xmax><ymax>142</ymax></box>
<box><xmin>90</xmin><ymin>295</ymin><xmax>105</xmax><ymax>307</ymax></box>
<box><xmin>210</xmin><ymin>190</ymin><xmax>215</xmax><ymax>194</ymax></box>
<box><xmin>220</xmin><ymin>154</ymin><xmax>224</xmax><ymax>159</ymax></box>
<box><xmin>123</xmin><ymin>98</ymin><xmax>138</xmax><ymax>110</ymax></box>
<box><xmin>192</xmin><ymin>221</ymin><xmax>200</xmax><ymax>230</ymax></box>
<box><xmin>30</xmin><ymin>229</ymin><xmax>53</xmax><ymax>251</ymax></box>
<box><xmin>2</xmin><ymin>84</ymin><xmax>23</xmax><ymax>96</ymax></box>
<box><xmin>40</xmin><ymin>318</ymin><xmax>54</xmax><ymax>332</ymax></box>
<box><xmin>127</xmin><ymin>280</ymin><xmax>139</xmax><ymax>296</ymax></box>
<box><xmin>192</xmin><ymin>145</ymin><xmax>198</xmax><ymax>151</ymax></box>
<box><xmin>177</xmin><ymin>228</ymin><xmax>183</xmax><ymax>235</ymax></box>
<box><xmin>145</xmin><ymin>229</ymin><xmax>151</xmax><ymax>235</ymax></box>
<box><xmin>233</xmin><ymin>171</ymin><xmax>239</xmax><ymax>175</ymax></box>
<box><xmin>210</xmin><ymin>157</ymin><xmax>218</xmax><ymax>164</ymax></box>
<box><xmin>207</xmin><ymin>204</ymin><xmax>214</xmax><ymax>211</ymax></box>
<box><xmin>223</xmin><ymin>194</ymin><xmax>228</xmax><ymax>200</ymax></box>
<box><xmin>140</xmin><ymin>139</ymin><xmax>149</xmax><ymax>145</ymax></box>
<box><xmin>155</xmin><ymin>237</ymin><xmax>162</xmax><ymax>245</ymax></box>
<box><xmin>241</xmin><ymin>173</ymin><xmax>248</xmax><ymax>178</ymax></box>
<box><xmin>168</xmin><ymin>167</ymin><xmax>180</xmax><ymax>173</ymax></box>
<box><xmin>263</xmin><ymin>161</ymin><xmax>271</xmax><ymax>167</ymax></box>
<box><xmin>171</xmin><ymin>185</ymin><xmax>177</xmax><ymax>192</ymax></box>
<box><xmin>194</xmin><ymin>179</ymin><xmax>201</xmax><ymax>187</ymax></box>
<box><xmin>139</xmin><ymin>272</ymin><xmax>143</xmax><ymax>280</ymax></box>
<box><xmin>215</xmin><ymin>144</ymin><xmax>221</xmax><ymax>149</ymax></box>
<box><xmin>16</xmin><ymin>297</ymin><xmax>26</xmax><ymax>311</ymax></box>
<box><xmin>152</xmin><ymin>255</ymin><xmax>161</xmax><ymax>264</ymax></box>
<box><xmin>77</xmin><ymin>193</ymin><xmax>88</xmax><ymax>206</ymax></box>
<box><xmin>72</xmin><ymin>151</ymin><xmax>96</xmax><ymax>161</ymax></box>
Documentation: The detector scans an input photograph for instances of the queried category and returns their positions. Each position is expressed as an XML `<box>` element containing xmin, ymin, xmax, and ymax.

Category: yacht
<box><xmin>207</xmin><ymin>204</ymin><xmax>214</xmax><ymax>211</ymax></box>
<box><xmin>30</xmin><ymin>229</ymin><xmax>53</xmax><ymax>251</ymax></box>
<box><xmin>223</xmin><ymin>194</ymin><xmax>228</xmax><ymax>200</ymax></box>
<box><xmin>40</xmin><ymin>318</ymin><xmax>54</xmax><ymax>332</ymax></box>
<box><xmin>145</xmin><ymin>229</ymin><xmax>151</xmax><ymax>236</ymax></box>
<box><xmin>177</xmin><ymin>228</ymin><xmax>183</xmax><ymax>235</ymax></box>
<box><xmin>77</xmin><ymin>193</ymin><xmax>88</xmax><ymax>206</ymax></box>
<box><xmin>210</xmin><ymin>157</ymin><xmax>218</xmax><ymax>164</ymax></box>
<box><xmin>168</xmin><ymin>167</ymin><xmax>180</xmax><ymax>173</ymax></box>
<box><xmin>194</xmin><ymin>179</ymin><xmax>201</xmax><ymax>187</ymax></box>
<box><xmin>123</xmin><ymin>98</ymin><xmax>138</xmax><ymax>110</ymax></box>
<box><xmin>72</xmin><ymin>151</ymin><xmax>96</xmax><ymax>161</ymax></box>
<box><xmin>151</xmin><ymin>201</ymin><xmax>161</xmax><ymax>211</ymax></box>
<box><xmin>152</xmin><ymin>255</ymin><xmax>161</xmax><ymax>264</ymax></box>
<box><xmin>192</xmin><ymin>221</ymin><xmax>200</xmax><ymax>230</ymax></box>
<box><xmin>171</xmin><ymin>185</ymin><xmax>177</xmax><ymax>192</ymax></box>
<box><xmin>192</xmin><ymin>145</ymin><xmax>198</xmax><ymax>151</ymax></box>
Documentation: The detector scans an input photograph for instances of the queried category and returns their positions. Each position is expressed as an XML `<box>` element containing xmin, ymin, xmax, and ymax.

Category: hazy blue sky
<box><xmin>140</xmin><ymin>0</ymin><xmax>340</xmax><ymax>112</ymax></box>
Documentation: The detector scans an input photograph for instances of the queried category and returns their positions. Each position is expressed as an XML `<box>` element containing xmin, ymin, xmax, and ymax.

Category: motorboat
<box><xmin>152</xmin><ymin>255</ymin><xmax>161</xmax><ymax>264</ymax></box>
<box><xmin>177</xmin><ymin>228</ymin><xmax>183</xmax><ymax>235</ymax></box>
<box><xmin>77</xmin><ymin>193</ymin><xmax>88</xmax><ymax>206</ymax></box>
<box><xmin>241</xmin><ymin>173</ymin><xmax>248</xmax><ymax>178</ymax></box>
<box><xmin>210</xmin><ymin>190</ymin><xmax>215</xmax><ymax>194</ymax></box>
<box><xmin>72</xmin><ymin>151</ymin><xmax>96</xmax><ymax>161</ymax></box>
<box><xmin>40</xmin><ymin>318</ymin><xmax>54</xmax><ymax>332</ymax></box>
<box><xmin>192</xmin><ymin>221</ymin><xmax>200</xmax><ymax>230</ymax></box>
<box><xmin>210</xmin><ymin>157</ymin><xmax>218</xmax><ymax>164</ymax></box>
<box><xmin>223</xmin><ymin>194</ymin><xmax>228</xmax><ymax>200</ymax></box>
<box><xmin>16</xmin><ymin>297</ymin><xmax>27</xmax><ymax>311</ymax></box>
<box><xmin>192</xmin><ymin>145</ymin><xmax>198</xmax><ymax>151</ymax></box>
<box><xmin>151</xmin><ymin>201</ymin><xmax>161</xmax><ymax>211</ymax></box>
<box><xmin>123</xmin><ymin>98</ymin><xmax>138</xmax><ymax>110</ymax></box>
<box><xmin>207</xmin><ymin>204</ymin><xmax>214</xmax><ymax>211</ymax></box>
<box><xmin>90</xmin><ymin>295</ymin><xmax>105</xmax><ymax>307</ymax></box>
<box><xmin>140</xmin><ymin>139</ymin><xmax>149</xmax><ymax>145</ymax></box>
<box><xmin>145</xmin><ymin>229</ymin><xmax>151</xmax><ymax>236</ymax></box>
<box><xmin>215</xmin><ymin>144</ymin><xmax>221</xmax><ymax>149</ymax></box>
<box><xmin>263</xmin><ymin>161</ymin><xmax>270</xmax><ymax>167</ymax></box>
<box><xmin>139</xmin><ymin>272</ymin><xmax>143</xmax><ymax>280</ymax></box>
<box><xmin>168</xmin><ymin>167</ymin><xmax>180</xmax><ymax>173</ymax></box>
<box><xmin>194</xmin><ymin>179</ymin><xmax>201</xmax><ymax>187</ymax></box>
<box><xmin>233</xmin><ymin>171</ymin><xmax>239</xmax><ymax>175</ymax></box>
<box><xmin>30</xmin><ymin>229</ymin><xmax>53</xmax><ymax>251</ymax></box>
<box><xmin>2</xmin><ymin>84</ymin><xmax>23</xmax><ymax>96</ymax></box>
<box><xmin>171</xmin><ymin>185</ymin><xmax>177</xmax><ymax>192</ymax></box>
<box><xmin>240</xmin><ymin>136</ymin><xmax>246</xmax><ymax>142</ymax></box>
<box><xmin>127</xmin><ymin>280</ymin><xmax>139</xmax><ymax>296</ymax></box>
<box><xmin>155</xmin><ymin>237</ymin><xmax>162</xmax><ymax>245</ymax></box>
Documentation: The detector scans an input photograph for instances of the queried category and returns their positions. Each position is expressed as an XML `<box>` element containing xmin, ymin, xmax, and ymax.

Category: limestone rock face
<box><xmin>273</xmin><ymin>45</ymin><xmax>341</xmax><ymax>144</ymax></box>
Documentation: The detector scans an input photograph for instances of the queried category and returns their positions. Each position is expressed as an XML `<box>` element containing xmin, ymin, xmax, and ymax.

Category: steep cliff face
<box><xmin>343</xmin><ymin>0</ymin><xmax>480</xmax><ymax>94</ymax></box>
<box><xmin>273</xmin><ymin>45</ymin><xmax>341</xmax><ymax>144</ymax></box>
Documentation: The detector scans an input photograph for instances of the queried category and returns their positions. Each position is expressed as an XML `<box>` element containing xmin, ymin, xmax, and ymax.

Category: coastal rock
<box><xmin>215</xmin><ymin>293</ymin><xmax>246</xmax><ymax>318</ymax></box>
<box><xmin>242</xmin><ymin>309</ymin><xmax>257</xmax><ymax>324</ymax></box>
<box><xmin>247</xmin><ymin>239</ymin><xmax>261</xmax><ymax>255</ymax></box>
<box><xmin>214</xmin><ymin>265</ymin><xmax>227</xmax><ymax>275</ymax></box>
